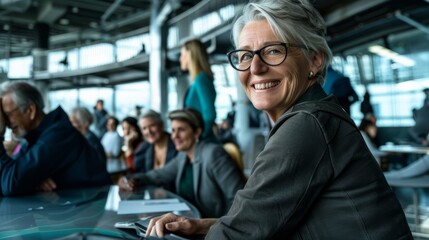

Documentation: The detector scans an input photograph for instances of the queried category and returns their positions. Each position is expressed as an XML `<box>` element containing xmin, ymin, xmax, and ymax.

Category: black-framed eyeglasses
<box><xmin>227</xmin><ymin>43</ymin><xmax>307</xmax><ymax>71</ymax></box>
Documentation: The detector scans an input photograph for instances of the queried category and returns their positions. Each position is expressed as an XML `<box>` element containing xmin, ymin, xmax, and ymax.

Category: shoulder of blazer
<box><xmin>270</xmin><ymin>100</ymin><xmax>357</xmax><ymax>139</ymax></box>
<box><xmin>194</xmin><ymin>141</ymin><xmax>220</xmax><ymax>163</ymax></box>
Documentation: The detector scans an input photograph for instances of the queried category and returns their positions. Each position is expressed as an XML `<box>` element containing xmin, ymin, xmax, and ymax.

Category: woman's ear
<box><xmin>195</xmin><ymin>128</ymin><xmax>202</xmax><ymax>140</ymax></box>
<box><xmin>310</xmin><ymin>52</ymin><xmax>324</xmax><ymax>76</ymax></box>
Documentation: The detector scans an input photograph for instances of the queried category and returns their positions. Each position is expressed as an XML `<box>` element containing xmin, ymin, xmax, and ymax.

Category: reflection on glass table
<box><xmin>0</xmin><ymin>185</ymin><xmax>200</xmax><ymax>239</ymax></box>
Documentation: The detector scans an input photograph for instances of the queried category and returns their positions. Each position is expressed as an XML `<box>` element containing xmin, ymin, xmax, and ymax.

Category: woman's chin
<box><xmin>251</xmin><ymin>102</ymin><xmax>272</xmax><ymax>112</ymax></box>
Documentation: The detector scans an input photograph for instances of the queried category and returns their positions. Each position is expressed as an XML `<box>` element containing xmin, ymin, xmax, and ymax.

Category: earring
<box><xmin>308</xmin><ymin>71</ymin><xmax>314</xmax><ymax>79</ymax></box>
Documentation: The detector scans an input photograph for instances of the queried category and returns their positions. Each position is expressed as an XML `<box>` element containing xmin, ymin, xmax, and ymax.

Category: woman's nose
<box><xmin>250</xmin><ymin>55</ymin><xmax>268</xmax><ymax>74</ymax></box>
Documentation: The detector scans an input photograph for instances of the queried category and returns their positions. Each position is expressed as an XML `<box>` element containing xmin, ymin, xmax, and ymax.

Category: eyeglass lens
<box><xmin>228</xmin><ymin>44</ymin><xmax>287</xmax><ymax>71</ymax></box>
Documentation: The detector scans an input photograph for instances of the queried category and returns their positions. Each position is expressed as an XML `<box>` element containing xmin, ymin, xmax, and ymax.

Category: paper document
<box><xmin>117</xmin><ymin>198</ymin><xmax>190</xmax><ymax>215</ymax></box>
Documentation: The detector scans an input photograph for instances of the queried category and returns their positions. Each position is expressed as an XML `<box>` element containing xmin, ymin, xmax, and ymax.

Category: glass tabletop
<box><xmin>0</xmin><ymin>185</ymin><xmax>200</xmax><ymax>239</ymax></box>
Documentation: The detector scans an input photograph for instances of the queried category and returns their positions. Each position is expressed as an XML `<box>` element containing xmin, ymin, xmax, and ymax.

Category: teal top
<box><xmin>185</xmin><ymin>72</ymin><xmax>217</xmax><ymax>142</ymax></box>
<box><xmin>178</xmin><ymin>159</ymin><xmax>195</xmax><ymax>205</ymax></box>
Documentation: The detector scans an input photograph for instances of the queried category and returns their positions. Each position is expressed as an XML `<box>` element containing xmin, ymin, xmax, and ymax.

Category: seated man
<box><xmin>69</xmin><ymin>106</ymin><xmax>106</xmax><ymax>160</ymax></box>
<box><xmin>0</xmin><ymin>81</ymin><xmax>111</xmax><ymax>196</ymax></box>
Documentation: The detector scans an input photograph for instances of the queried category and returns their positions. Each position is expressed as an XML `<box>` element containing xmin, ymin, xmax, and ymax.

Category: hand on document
<box><xmin>118</xmin><ymin>176</ymin><xmax>136</xmax><ymax>191</ymax></box>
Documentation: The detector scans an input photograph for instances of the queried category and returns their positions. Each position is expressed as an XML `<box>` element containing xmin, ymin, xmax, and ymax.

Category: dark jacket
<box><xmin>133</xmin><ymin>141</ymin><xmax>245</xmax><ymax>218</ymax></box>
<box><xmin>93</xmin><ymin>108</ymin><xmax>108</xmax><ymax>138</ymax></box>
<box><xmin>85</xmin><ymin>130</ymin><xmax>107</xmax><ymax>162</ymax></box>
<box><xmin>134</xmin><ymin>133</ymin><xmax>177</xmax><ymax>173</ymax></box>
<box><xmin>207</xmin><ymin>84</ymin><xmax>411</xmax><ymax>239</ymax></box>
<box><xmin>0</xmin><ymin>107</ymin><xmax>112</xmax><ymax>196</ymax></box>
<box><xmin>134</xmin><ymin>134</ymin><xmax>178</xmax><ymax>191</ymax></box>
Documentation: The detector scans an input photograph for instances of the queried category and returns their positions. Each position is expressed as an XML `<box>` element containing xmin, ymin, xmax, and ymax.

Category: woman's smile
<box><xmin>253</xmin><ymin>80</ymin><xmax>280</xmax><ymax>90</ymax></box>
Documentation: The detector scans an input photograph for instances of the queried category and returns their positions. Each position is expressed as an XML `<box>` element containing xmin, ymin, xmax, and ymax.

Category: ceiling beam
<box><xmin>324</xmin><ymin>0</ymin><xmax>390</xmax><ymax>26</ymax></box>
<box><xmin>395</xmin><ymin>11</ymin><xmax>429</xmax><ymax>36</ymax></box>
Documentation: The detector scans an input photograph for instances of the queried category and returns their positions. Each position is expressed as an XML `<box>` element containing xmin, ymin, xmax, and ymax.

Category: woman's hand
<box><xmin>146</xmin><ymin>213</ymin><xmax>216</xmax><ymax>238</ymax></box>
<box><xmin>117</xmin><ymin>176</ymin><xmax>136</xmax><ymax>191</ymax></box>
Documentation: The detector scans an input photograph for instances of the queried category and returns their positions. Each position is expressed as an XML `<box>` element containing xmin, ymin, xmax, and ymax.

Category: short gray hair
<box><xmin>0</xmin><ymin>81</ymin><xmax>45</xmax><ymax>112</ymax></box>
<box><xmin>70</xmin><ymin>106</ymin><xmax>93</xmax><ymax>127</ymax></box>
<box><xmin>140</xmin><ymin>109</ymin><xmax>164</xmax><ymax>125</ymax></box>
<box><xmin>232</xmin><ymin>0</ymin><xmax>332</xmax><ymax>85</ymax></box>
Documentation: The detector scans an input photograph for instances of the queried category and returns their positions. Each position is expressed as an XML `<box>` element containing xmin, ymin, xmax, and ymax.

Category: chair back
<box><xmin>223</xmin><ymin>142</ymin><xmax>244</xmax><ymax>172</ymax></box>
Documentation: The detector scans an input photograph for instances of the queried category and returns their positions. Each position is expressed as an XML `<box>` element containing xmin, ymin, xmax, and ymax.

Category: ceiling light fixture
<box><xmin>368</xmin><ymin>45</ymin><xmax>415</xmax><ymax>67</ymax></box>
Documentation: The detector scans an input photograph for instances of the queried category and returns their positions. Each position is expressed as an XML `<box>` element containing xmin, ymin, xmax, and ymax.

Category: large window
<box><xmin>48</xmin><ymin>82</ymin><xmax>150</xmax><ymax>124</ymax></box>
<box><xmin>7</xmin><ymin>56</ymin><xmax>32</xmax><ymax>79</ymax></box>
<box><xmin>213</xmin><ymin>64</ymin><xmax>239</xmax><ymax>123</ymax></box>
<box><xmin>332</xmin><ymin>28</ymin><xmax>429</xmax><ymax>127</ymax></box>
<box><xmin>116</xmin><ymin>34</ymin><xmax>150</xmax><ymax>62</ymax></box>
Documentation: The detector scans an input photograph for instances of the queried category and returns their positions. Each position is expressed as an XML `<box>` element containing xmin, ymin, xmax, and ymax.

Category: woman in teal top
<box><xmin>180</xmin><ymin>39</ymin><xmax>217</xmax><ymax>142</ymax></box>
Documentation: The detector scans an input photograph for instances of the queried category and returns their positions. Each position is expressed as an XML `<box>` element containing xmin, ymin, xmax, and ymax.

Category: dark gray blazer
<box><xmin>134</xmin><ymin>140</ymin><xmax>245</xmax><ymax>218</ymax></box>
<box><xmin>207</xmin><ymin>84</ymin><xmax>412</xmax><ymax>239</ymax></box>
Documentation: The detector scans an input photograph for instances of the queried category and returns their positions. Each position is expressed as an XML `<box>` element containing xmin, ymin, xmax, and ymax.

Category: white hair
<box><xmin>232</xmin><ymin>0</ymin><xmax>332</xmax><ymax>85</ymax></box>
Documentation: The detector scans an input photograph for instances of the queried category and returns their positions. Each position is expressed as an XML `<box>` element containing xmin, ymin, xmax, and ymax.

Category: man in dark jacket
<box><xmin>69</xmin><ymin>106</ymin><xmax>106</xmax><ymax>160</ymax></box>
<box><xmin>0</xmin><ymin>81</ymin><xmax>111</xmax><ymax>196</ymax></box>
<box><xmin>93</xmin><ymin>99</ymin><xmax>108</xmax><ymax>139</ymax></box>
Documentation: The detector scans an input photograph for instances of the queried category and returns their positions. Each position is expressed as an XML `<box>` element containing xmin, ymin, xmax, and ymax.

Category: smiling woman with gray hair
<box><xmin>145</xmin><ymin>0</ymin><xmax>412</xmax><ymax>239</ymax></box>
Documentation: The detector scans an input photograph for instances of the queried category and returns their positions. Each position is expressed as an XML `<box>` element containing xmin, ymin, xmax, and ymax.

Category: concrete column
<box><xmin>32</xmin><ymin>22</ymin><xmax>50</xmax><ymax>111</ymax></box>
<box><xmin>32</xmin><ymin>22</ymin><xmax>49</xmax><ymax>72</ymax></box>
<box><xmin>175</xmin><ymin>72</ymin><xmax>189</xmax><ymax>109</ymax></box>
<box><xmin>149</xmin><ymin>0</ymin><xmax>168</xmax><ymax>118</ymax></box>
<box><xmin>234</xmin><ymin>75</ymin><xmax>254</xmax><ymax>169</ymax></box>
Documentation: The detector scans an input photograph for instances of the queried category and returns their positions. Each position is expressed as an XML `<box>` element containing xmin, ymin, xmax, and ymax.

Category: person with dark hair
<box><xmin>360</xmin><ymin>89</ymin><xmax>374</xmax><ymax>116</ymax></box>
<box><xmin>118</xmin><ymin>108</ymin><xmax>244</xmax><ymax>218</ymax></box>
<box><xmin>121</xmin><ymin>116</ymin><xmax>146</xmax><ymax>171</ymax></box>
<box><xmin>408</xmin><ymin>88</ymin><xmax>429</xmax><ymax>145</ymax></box>
<box><xmin>93</xmin><ymin>99</ymin><xmax>108</xmax><ymax>139</ymax></box>
<box><xmin>118</xmin><ymin>110</ymin><xmax>177</xmax><ymax>191</ymax></box>
<box><xmin>101</xmin><ymin>116</ymin><xmax>123</xmax><ymax>159</ymax></box>
<box><xmin>180</xmin><ymin>39</ymin><xmax>217</xmax><ymax>142</ymax></box>
<box><xmin>217</xmin><ymin>119</ymin><xmax>238</xmax><ymax>145</ymax></box>
<box><xmin>0</xmin><ymin>81</ymin><xmax>111</xmax><ymax>196</ymax></box>
<box><xmin>145</xmin><ymin>0</ymin><xmax>411</xmax><ymax>238</ymax></box>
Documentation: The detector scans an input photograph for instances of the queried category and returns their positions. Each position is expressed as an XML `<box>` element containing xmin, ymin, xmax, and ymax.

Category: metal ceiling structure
<box><xmin>0</xmin><ymin>0</ymin><xmax>202</xmax><ymax>58</ymax></box>
<box><xmin>0</xmin><ymin>0</ymin><xmax>427</xmax><ymax>57</ymax></box>
<box><xmin>0</xmin><ymin>0</ymin><xmax>428</xmax><ymax>88</ymax></box>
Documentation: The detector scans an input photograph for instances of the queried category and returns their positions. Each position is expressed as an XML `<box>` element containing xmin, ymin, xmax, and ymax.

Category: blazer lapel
<box><xmin>192</xmin><ymin>142</ymin><xmax>202</xmax><ymax>198</ymax></box>
<box><xmin>146</xmin><ymin>144</ymin><xmax>155</xmax><ymax>171</ymax></box>
<box><xmin>176</xmin><ymin>152</ymin><xmax>188</xmax><ymax>191</ymax></box>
